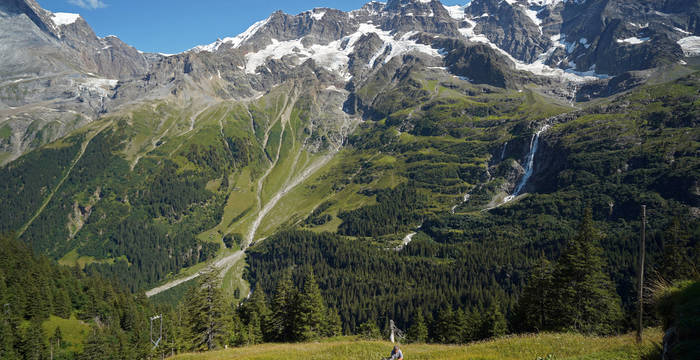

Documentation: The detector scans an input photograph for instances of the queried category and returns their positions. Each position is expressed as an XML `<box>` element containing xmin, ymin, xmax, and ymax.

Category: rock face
<box><xmin>0</xmin><ymin>0</ymin><xmax>697</xmax><ymax>163</ymax></box>
<box><xmin>467</xmin><ymin>0</ymin><xmax>552</xmax><ymax>63</ymax></box>
<box><xmin>0</xmin><ymin>0</ymin><xmax>150</xmax><ymax>161</ymax></box>
<box><xmin>554</xmin><ymin>0</ymin><xmax>693</xmax><ymax>75</ymax></box>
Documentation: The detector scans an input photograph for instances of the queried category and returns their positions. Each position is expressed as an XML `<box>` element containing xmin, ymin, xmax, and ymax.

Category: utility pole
<box><xmin>636</xmin><ymin>204</ymin><xmax>646</xmax><ymax>344</ymax></box>
<box><xmin>151</xmin><ymin>314</ymin><xmax>163</xmax><ymax>349</ymax></box>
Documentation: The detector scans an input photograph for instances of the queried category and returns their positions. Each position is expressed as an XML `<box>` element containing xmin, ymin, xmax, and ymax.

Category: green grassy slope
<box><xmin>173</xmin><ymin>331</ymin><xmax>662</xmax><ymax>360</ymax></box>
<box><xmin>0</xmin><ymin>80</ymin><xmax>357</xmax><ymax>292</ymax></box>
<box><xmin>244</xmin><ymin>70</ymin><xmax>699</xmax><ymax>334</ymax></box>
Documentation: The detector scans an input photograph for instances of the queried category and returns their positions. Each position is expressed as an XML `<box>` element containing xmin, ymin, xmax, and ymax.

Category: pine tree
<box><xmin>407</xmin><ymin>312</ymin><xmax>428</xmax><ymax>343</ymax></box>
<box><xmin>550</xmin><ymin>208</ymin><xmax>623</xmax><ymax>335</ymax></box>
<box><xmin>659</xmin><ymin>218</ymin><xmax>696</xmax><ymax>281</ymax></box>
<box><xmin>183</xmin><ymin>267</ymin><xmax>227</xmax><ymax>351</ymax></box>
<box><xmin>462</xmin><ymin>309</ymin><xmax>481</xmax><ymax>342</ymax></box>
<box><xmin>240</xmin><ymin>286</ymin><xmax>268</xmax><ymax>345</ymax></box>
<box><xmin>453</xmin><ymin>309</ymin><xmax>468</xmax><ymax>344</ymax></box>
<box><xmin>296</xmin><ymin>268</ymin><xmax>326</xmax><ymax>341</ymax></box>
<box><xmin>227</xmin><ymin>308</ymin><xmax>247</xmax><ymax>347</ymax></box>
<box><xmin>53</xmin><ymin>289</ymin><xmax>72</xmax><ymax>319</ymax></box>
<box><xmin>247</xmin><ymin>311</ymin><xmax>263</xmax><ymax>345</ymax></box>
<box><xmin>20</xmin><ymin>320</ymin><xmax>48</xmax><ymax>360</ymax></box>
<box><xmin>0</xmin><ymin>314</ymin><xmax>18</xmax><ymax>360</ymax></box>
<box><xmin>268</xmin><ymin>270</ymin><xmax>294</xmax><ymax>341</ymax></box>
<box><xmin>50</xmin><ymin>326</ymin><xmax>63</xmax><ymax>349</ymax></box>
<box><xmin>357</xmin><ymin>320</ymin><xmax>381</xmax><ymax>340</ymax></box>
<box><xmin>433</xmin><ymin>306</ymin><xmax>455</xmax><ymax>343</ymax></box>
<box><xmin>479</xmin><ymin>302</ymin><xmax>507</xmax><ymax>339</ymax></box>
<box><xmin>81</xmin><ymin>325</ymin><xmax>109</xmax><ymax>360</ymax></box>
<box><xmin>516</xmin><ymin>254</ymin><xmax>555</xmax><ymax>332</ymax></box>
<box><xmin>322</xmin><ymin>308</ymin><xmax>342</xmax><ymax>338</ymax></box>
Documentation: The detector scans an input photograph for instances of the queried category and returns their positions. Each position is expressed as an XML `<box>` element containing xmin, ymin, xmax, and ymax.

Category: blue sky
<box><xmin>38</xmin><ymin>0</ymin><xmax>465</xmax><ymax>54</ymax></box>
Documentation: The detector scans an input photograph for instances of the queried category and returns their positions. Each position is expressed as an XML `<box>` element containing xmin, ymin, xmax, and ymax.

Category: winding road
<box><xmin>145</xmin><ymin>249</ymin><xmax>245</xmax><ymax>297</ymax></box>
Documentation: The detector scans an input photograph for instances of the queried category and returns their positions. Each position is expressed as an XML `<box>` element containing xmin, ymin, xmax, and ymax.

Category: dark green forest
<box><xmin>0</xmin><ymin>234</ymin><xmax>156</xmax><ymax>359</ymax></box>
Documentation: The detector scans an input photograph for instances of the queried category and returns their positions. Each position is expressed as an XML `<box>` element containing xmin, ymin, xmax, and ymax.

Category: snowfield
<box><xmin>678</xmin><ymin>36</ymin><xmax>700</xmax><ymax>57</ymax></box>
<box><xmin>52</xmin><ymin>12</ymin><xmax>80</xmax><ymax>26</ymax></box>
<box><xmin>616</xmin><ymin>37</ymin><xmax>650</xmax><ymax>45</ymax></box>
<box><xmin>244</xmin><ymin>23</ymin><xmax>441</xmax><ymax>79</ymax></box>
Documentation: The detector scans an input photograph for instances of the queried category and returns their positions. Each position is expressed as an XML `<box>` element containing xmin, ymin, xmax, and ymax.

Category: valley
<box><xmin>0</xmin><ymin>0</ymin><xmax>698</xmax><ymax>358</ymax></box>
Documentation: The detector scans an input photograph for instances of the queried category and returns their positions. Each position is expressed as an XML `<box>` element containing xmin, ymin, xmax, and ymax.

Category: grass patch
<box><xmin>42</xmin><ymin>314</ymin><xmax>89</xmax><ymax>353</ymax></box>
<box><xmin>221</xmin><ymin>254</ymin><xmax>250</xmax><ymax>302</ymax></box>
<box><xmin>173</xmin><ymin>330</ymin><xmax>662</xmax><ymax>360</ymax></box>
<box><xmin>0</xmin><ymin>124</ymin><xmax>11</xmax><ymax>140</ymax></box>
<box><xmin>58</xmin><ymin>249</ymin><xmax>115</xmax><ymax>268</ymax></box>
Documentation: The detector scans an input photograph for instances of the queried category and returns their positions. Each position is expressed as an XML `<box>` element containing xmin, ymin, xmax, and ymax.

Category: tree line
<box><xmin>157</xmin><ymin>266</ymin><xmax>341</xmax><ymax>352</ymax></box>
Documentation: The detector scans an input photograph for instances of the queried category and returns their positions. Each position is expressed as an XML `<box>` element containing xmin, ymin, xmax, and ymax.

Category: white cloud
<box><xmin>68</xmin><ymin>0</ymin><xmax>107</xmax><ymax>9</ymax></box>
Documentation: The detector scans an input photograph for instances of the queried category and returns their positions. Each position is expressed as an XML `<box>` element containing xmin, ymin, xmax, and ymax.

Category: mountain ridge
<box><xmin>2</xmin><ymin>0</ymin><xmax>699</xmax><ymax>164</ymax></box>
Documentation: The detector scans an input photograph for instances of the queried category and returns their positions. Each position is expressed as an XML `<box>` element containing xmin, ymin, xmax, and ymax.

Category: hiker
<box><xmin>389</xmin><ymin>345</ymin><xmax>403</xmax><ymax>360</ymax></box>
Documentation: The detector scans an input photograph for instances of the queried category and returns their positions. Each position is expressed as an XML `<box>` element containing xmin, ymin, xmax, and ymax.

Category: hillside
<box><xmin>172</xmin><ymin>331</ymin><xmax>662</xmax><ymax>360</ymax></box>
<box><xmin>0</xmin><ymin>234</ymin><xmax>156</xmax><ymax>359</ymax></box>
<box><xmin>0</xmin><ymin>0</ymin><xmax>698</xmax><ymax>357</ymax></box>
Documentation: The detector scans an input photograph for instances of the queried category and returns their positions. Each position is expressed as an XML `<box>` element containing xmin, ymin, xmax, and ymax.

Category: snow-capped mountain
<box><xmin>0</xmin><ymin>0</ymin><xmax>698</xmax><ymax>163</ymax></box>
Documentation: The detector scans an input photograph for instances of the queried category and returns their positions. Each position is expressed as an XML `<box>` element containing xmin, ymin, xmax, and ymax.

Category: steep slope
<box><xmin>1</xmin><ymin>0</ymin><xmax>698</xmax><ymax>305</ymax></box>
<box><xmin>7</xmin><ymin>0</ymin><xmax>699</xmax><ymax>164</ymax></box>
<box><xmin>0</xmin><ymin>71</ymin><xmax>357</xmax><ymax>292</ymax></box>
<box><xmin>0</xmin><ymin>234</ymin><xmax>155</xmax><ymax>359</ymax></box>
<box><xmin>0</xmin><ymin>0</ymin><xmax>151</xmax><ymax>163</ymax></box>
<box><xmin>243</xmin><ymin>70</ymin><xmax>699</xmax><ymax>333</ymax></box>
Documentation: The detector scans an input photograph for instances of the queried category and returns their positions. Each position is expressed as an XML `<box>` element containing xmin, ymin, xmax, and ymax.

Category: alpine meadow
<box><xmin>0</xmin><ymin>0</ymin><xmax>698</xmax><ymax>359</ymax></box>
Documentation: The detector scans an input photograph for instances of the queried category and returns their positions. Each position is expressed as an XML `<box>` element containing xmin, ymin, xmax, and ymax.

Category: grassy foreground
<box><xmin>173</xmin><ymin>330</ymin><xmax>662</xmax><ymax>360</ymax></box>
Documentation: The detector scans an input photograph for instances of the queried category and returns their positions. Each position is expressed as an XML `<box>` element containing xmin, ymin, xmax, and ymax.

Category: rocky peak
<box><xmin>384</xmin><ymin>0</ymin><xmax>442</xmax><ymax>15</ymax></box>
<box><xmin>0</xmin><ymin>0</ymin><xmax>63</xmax><ymax>38</ymax></box>
<box><xmin>467</xmin><ymin>0</ymin><xmax>552</xmax><ymax>62</ymax></box>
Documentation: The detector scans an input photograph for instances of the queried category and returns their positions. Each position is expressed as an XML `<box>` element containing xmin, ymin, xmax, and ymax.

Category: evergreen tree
<box><xmin>357</xmin><ymin>320</ymin><xmax>381</xmax><ymax>340</ymax></box>
<box><xmin>248</xmin><ymin>312</ymin><xmax>264</xmax><ymax>345</ymax></box>
<box><xmin>407</xmin><ymin>312</ymin><xmax>428</xmax><ymax>343</ymax></box>
<box><xmin>268</xmin><ymin>270</ymin><xmax>295</xmax><ymax>341</ymax></box>
<box><xmin>550</xmin><ymin>208</ymin><xmax>623</xmax><ymax>335</ymax></box>
<box><xmin>53</xmin><ymin>289</ymin><xmax>72</xmax><ymax>319</ymax></box>
<box><xmin>322</xmin><ymin>308</ymin><xmax>342</xmax><ymax>338</ymax></box>
<box><xmin>227</xmin><ymin>309</ymin><xmax>247</xmax><ymax>347</ymax></box>
<box><xmin>433</xmin><ymin>307</ymin><xmax>461</xmax><ymax>343</ymax></box>
<box><xmin>516</xmin><ymin>254</ymin><xmax>555</xmax><ymax>332</ymax></box>
<box><xmin>240</xmin><ymin>287</ymin><xmax>268</xmax><ymax>345</ymax></box>
<box><xmin>659</xmin><ymin>218</ymin><xmax>697</xmax><ymax>281</ymax></box>
<box><xmin>0</xmin><ymin>314</ymin><xmax>18</xmax><ymax>360</ymax></box>
<box><xmin>296</xmin><ymin>268</ymin><xmax>326</xmax><ymax>341</ymax></box>
<box><xmin>50</xmin><ymin>326</ymin><xmax>63</xmax><ymax>349</ymax></box>
<box><xmin>20</xmin><ymin>320</ymin><xmax>48</xmax><ymax>360</ymax></box>
<box><xmin>183</xmin><ymin>267</ymin><xmax>227</xmax><ymax>351</ymax></box>
<box><xmin>163</xmin><ymin>305</ymin><xmax>188</xmax><ymax>354</ymax></box>
<box><xmin>462</xmin><ymin>309</ymin><xmax>480</xmax><ymax>342</ymax></box>
<box><xmin>453</xmin><ymin>309</ymin><xmax>468</xmax><ymax>344</ymax></box>
<box><xmin>81</xmin><ymin>325</ymin><xmax>109</xmax><ymax>360</ymax></box>
<box><xmin>479</xmin><ymin>302</ymin><xmax>507</xmax><ymax>339</ymax></box>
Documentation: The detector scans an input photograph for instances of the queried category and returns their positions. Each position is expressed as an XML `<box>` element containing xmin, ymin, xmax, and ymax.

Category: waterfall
<box><xmin>503</xmin><ymin>124</ymin><xmax>549</xmax><ymax>203</ymax></box>
<box><xmin>500</xmin><ymin>141</ymin><xmax>508</xmax><ymax>160</ymax></box>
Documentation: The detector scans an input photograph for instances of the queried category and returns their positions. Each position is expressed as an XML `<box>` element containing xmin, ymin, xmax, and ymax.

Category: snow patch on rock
<box><xmin>245</xmin><ymin>23</ymin><xmax>441</xmax><ymax>79</ymax></box>
<box><xmin>444</xmin><ymin>4</ymin><xmax>468</xmax><ymax>20</ymax></box>
<box><xmin>52</xmin><ymin>12</ymin><xmax>80</xmax><ymax>26</ymax></box>
<box><xmin>522</xmin><ymin>6</ymin><xmax>542</xmax><ymax>34</ymax></box>
<box><xmin>678</xmin><ymin>36</ymin><xmax>700</xmax><ymax>57</ymax></box>
<box><xmin>616</xmin><ymin>37</ymin><xmax>650</xmax><ymax>45</ymax></box>
<box><xmin>191</xmin><ymin>17</ymin><xmax>270</xmax><ymax>53</ymax></box>
<box><xmin>310</xmin><ymin>9</ymin><xmax>326</xmax><ymax>20</ymax></box>
<box><xmin>527</xmin><ymin>0</ymin><xmax>564</xmax><ymax>6</ymax></box>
